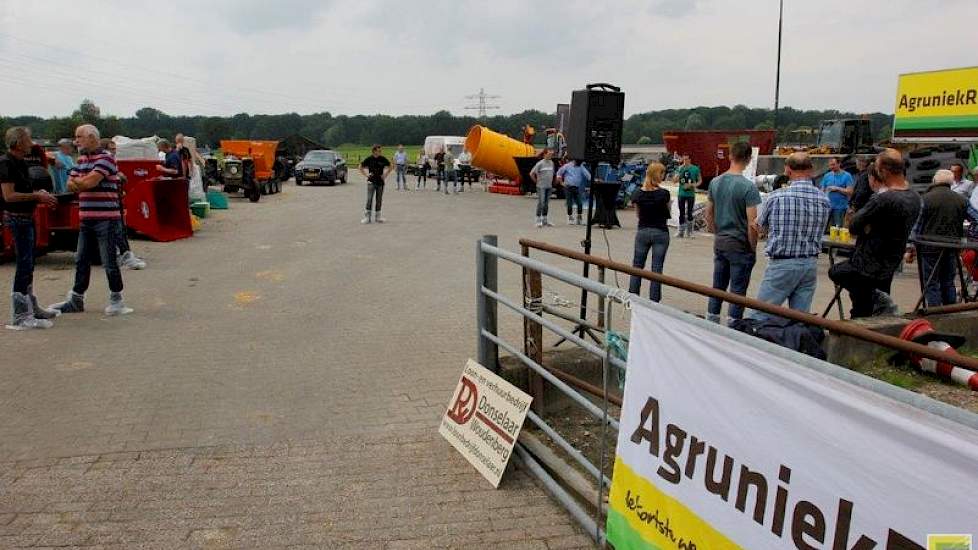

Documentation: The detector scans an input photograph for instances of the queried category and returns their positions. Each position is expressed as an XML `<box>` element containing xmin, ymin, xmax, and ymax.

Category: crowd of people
<box><xmin>357</xmin><ymin>143</ymin><xmax>584</xmax><ymax>227</ymax></box>
<box><xmin>1</xmin><ymin>124</ymin><xmax>139</xmax><ymax>329</ymax></box>
<box><xmin>626</xmin><ymin>141</ymin><xmax>978</xmax><ymax>323</ymax></box>
<box><xmin>1</xmin><ymin>124</ymin><xmax>217</xmax><ymax>330</ymax></box>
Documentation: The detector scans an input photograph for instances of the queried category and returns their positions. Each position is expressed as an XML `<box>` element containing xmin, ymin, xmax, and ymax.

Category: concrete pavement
<box><xmin>0</xmin><ymin>171</ymin><xmax>923</xmax><ymax>548</ymax></box>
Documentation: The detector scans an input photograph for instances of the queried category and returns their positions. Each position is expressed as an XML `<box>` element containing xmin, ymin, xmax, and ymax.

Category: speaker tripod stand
<box><xmin>553</xmin><ymin>160</ymin><xmax>615</xmax><ymax>348</ymax></box>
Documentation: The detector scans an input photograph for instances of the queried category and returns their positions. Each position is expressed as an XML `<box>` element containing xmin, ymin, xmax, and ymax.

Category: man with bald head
<box><xmin>829</xmin><ymin>149</ymin><xmax>921</xmax><ymax>317</ymax></box>
<box><xmin>50</xmin><ymin>124</ymin><xmax>133</xmax><ymax>316</ymax></box>
<box><xmin>747</xmin><ymin>152</ymin><xmax>831</xmax><ymax>320</ymax></box>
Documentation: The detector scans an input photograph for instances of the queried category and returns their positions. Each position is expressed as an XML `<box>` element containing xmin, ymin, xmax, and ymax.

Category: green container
<box><xmin>206</xmin><ymin>190</ymin><xmax>229</xmax><ymax>210</ymax></box>
<box><xmin>191</xmin><ymin>201</ymin><xmax>210</xmax><ymax>218</ymax></box>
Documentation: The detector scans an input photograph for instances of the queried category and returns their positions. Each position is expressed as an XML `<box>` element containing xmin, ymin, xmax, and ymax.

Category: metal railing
<box><xmin>476</xmin><ymin>235</ymin><xmax>978</xmax><ymax>547</ymax></box>
<box><xmin>476</xmin><ymin>235</ymin><xmax>623</xmax><ymax>545</ymax></box>
<box><xmin>519</xmin><ymin>238</ymin><xmax>978</xmax><ymax>372</ymax></box>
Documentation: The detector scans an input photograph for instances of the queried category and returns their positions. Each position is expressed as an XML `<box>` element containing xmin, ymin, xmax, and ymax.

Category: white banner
<box><xmin>607</xmin><ymin>300</ymin><xmax>978</xmax><ymax>549</ymax></box>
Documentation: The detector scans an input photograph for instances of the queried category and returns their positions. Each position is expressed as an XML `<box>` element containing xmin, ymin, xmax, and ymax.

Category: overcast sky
<box><xmin>1</xmin><ymin>0</ymin><xmax>974</xmax><ymax>118</ymax></box>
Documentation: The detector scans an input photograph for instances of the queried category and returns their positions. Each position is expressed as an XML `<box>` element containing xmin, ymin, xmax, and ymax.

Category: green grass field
<box><xmin>335</xmin><ymin>144</ymin><xmax>422</xmax><ymax>164</ymax></box>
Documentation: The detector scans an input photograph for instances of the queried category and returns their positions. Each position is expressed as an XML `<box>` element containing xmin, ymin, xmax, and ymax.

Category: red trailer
<box><xmin>662</xmin><ymin>130</ymin><xmax>776</xmax><ymax>183</ymax></box>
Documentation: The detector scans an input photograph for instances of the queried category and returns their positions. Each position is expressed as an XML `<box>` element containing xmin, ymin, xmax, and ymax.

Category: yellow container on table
<box><xmin>840</xmin><ymin>228</ymin><xmax>851</xmax><ymax>243</ymax></box>
<box><xmin>829</xmin><ymin>226</ymin><xmax>840</xmax><ymax>241</ymax></box>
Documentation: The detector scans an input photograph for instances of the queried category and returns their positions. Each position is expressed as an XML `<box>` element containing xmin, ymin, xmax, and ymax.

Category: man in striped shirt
<box><xmin>747</xmin><ymin>152</ymin><xmax>831</xmax><ymax>320</ymax></box>
<box><xmin>50</xmin><ymin>124</ymin><xmax>133</xmax><ymax>316</ymax></box>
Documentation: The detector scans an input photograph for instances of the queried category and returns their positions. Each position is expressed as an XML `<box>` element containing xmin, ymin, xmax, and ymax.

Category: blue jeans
<box><xmin>6</xmin><ymin>216</ymin><xmax>35</xmax><ymax>294</ymax></box>
<box><xmin>830</xmin><ymin>208</ymin><xmax>846</xmax><ymax>228</ymax></box>
<box><xmin>708</xmin><ymin>249</ymin><xmax>756</xmax><ymax>320</ymax></box>
<box><xmin>73</xmin><ymin>219</ymin><xmax>124</xmax><ymax>294</ymax></box>
<box><xmin>395</xmin><ymin>164</ymin><xmax>407</xmax><ymax>189</ymax></box>
<box><xmin>920</xmin><ymin>251</ymin><xmax>957</xmax><ymax>307</ymax></box>
<box><xmin>445</xmin><ymin>170</ymin><xmax>457</xmax><ymax>193</ymax></box>
<box><xmin>629</xmin><ymin>228</ymin><xmax>670</xmax><ymax>302</ymax></box>
<box><xmin>536</xmin><ymin>188</ymin><xmax>551</xmax><ymax>217</ymax></box>
<box><xmin>747</xmin><ymin>257</ymin><xmax>818</xmax><ymax>320</ymax></box>
<box><xmin>565</xmin><ymin>186</ymin><xmax>583</xmax><ymax>215</ymax></box>
<box><xmin>114</xmin><ymin>219</ymin><xmax>131</xmax><ymax>254</ymax></box>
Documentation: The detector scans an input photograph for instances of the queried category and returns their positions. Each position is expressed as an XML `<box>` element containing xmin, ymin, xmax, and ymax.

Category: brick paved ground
<box><xmin>0</xmin><ymin>171</ymin><xmax>922</xmax><ymax>548</ymax></box>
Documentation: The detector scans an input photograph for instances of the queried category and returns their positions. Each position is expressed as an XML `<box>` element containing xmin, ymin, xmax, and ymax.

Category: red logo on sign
<box><xmin>447</xmin><ymin>376</ymin><xmax>478</xmax><ymax>425</ymax></box>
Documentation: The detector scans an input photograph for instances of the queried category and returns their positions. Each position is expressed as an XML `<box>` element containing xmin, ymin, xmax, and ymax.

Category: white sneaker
<box><xmin>543</xmin><ymin>218</ymin><xmax>553</xmax><ymax>227</ymax></box>
<box><xmin>374</xmin><ymin>214</ymin><xmax>385</xmax><ymax>223</ymax></box>
<box><xmin>360</xmin><ymin>211</ymin><xmax>372</xmax><ymax>224</ymax></box>
<box><xmin>567</xmin><ymin>215</ymin><xmax>575</xmax><ymax>225</ymax></box>
<box><xmin>105</xmin><ymin>292</ymin><xmax>133</xmax><ymax>316</ymax></box>
<box><xmin>120</xmin><ymin>251</ymin><xmax>146</xmax><ymax>270</ymax></box>
<box><xmin>535</xmin><ymin>217</ymin><xmax>543</xmax><ymax>228</ymax></box>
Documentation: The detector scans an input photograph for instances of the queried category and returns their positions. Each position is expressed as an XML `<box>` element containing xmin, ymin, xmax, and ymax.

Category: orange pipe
<box><xmin>465</xmin><ymin>125</ymin><xmax>536</xmax><ymax>181</ymax></box>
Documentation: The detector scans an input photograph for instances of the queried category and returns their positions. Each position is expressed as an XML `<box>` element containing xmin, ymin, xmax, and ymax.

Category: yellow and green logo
<box><xmin>928</xmin><ymin>534</ymin><xmax>972</xmax><ymax>550</ymax></box>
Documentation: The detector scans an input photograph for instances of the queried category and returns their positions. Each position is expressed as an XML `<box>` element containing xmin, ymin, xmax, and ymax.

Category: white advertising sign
<box><xmin>440</xmin><ymin>359</ymin><xmax>532</xmax><ymax>487</ymax></box>
<box><xmin>607</xmin><ymin>301</ymin><xmax>978</xmax><ymax>549</ymax></box>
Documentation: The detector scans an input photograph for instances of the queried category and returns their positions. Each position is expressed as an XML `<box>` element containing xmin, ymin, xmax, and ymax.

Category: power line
<box><xmin>464</xmin><ymin>88</ymin><xmax>500</xmax><ymax>119</ymax></box>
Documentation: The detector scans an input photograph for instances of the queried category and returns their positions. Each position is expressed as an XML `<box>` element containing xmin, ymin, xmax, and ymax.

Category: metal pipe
<box><xmin>519</xmin><ymin>238</ymin><xmax>978</xmax><ymax>373</ymax></box>
<box><xmin>513</xmin><ymin>443</ymin><xmax>604</xmax><ymax>544</ymax></box>
<box><xmin>918</xmin><ymin>302</ymin><xmax>978</xmax><ymax>316</ymax></box>
<box><xmin>482</xmin><ymin>286</ymin><xmax>628</xmax><ymax>372</ymax></box>
<box><xmin>482</xmin><ymin>330</ymin><xmax>621</xmax><ymax>431</ymax></box>
<box><xmin>477</xmin><ymin>235</ymin><xmax>499</xmax><ymax>371</ymax></box>
<box><xmin>481</xmin><ymin>240</ymin><xmax>620</xmax><ymax>300</ymax></box>
<box><xmin>527</xmin><ymin>410</ymin><xmax>612</xmax><ymax>486</ymax></box>
<box><xmin>541</xmin><ymin>304</ymin><xmax>606</xmax><ymax>334</ymax></box>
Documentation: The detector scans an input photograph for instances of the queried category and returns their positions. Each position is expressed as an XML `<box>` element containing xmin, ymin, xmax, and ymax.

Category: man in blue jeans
<box><xmin>393</xmin><ymin>145</ymin><xmax>408</xmax><ymax>191</ymax></box>
<box><xmin>51</xmin><ymin>124</ymin><xmax>133</xmax><ymax>316</ymax></box>
<box><xmin>705</xmin><ymin>142</ymin><xmax>761</xmax><ymax>323</ymax></box>
<box><xmin>820</xmin><ymin>157</ymin><xmax>853</xmax><ymax>228</ymax></box>
<box><xmin>556</xmin><ymin>159</ymin><xmax>590</xmax><ymax>225</ymax></box>
<box><xmin>906</xmin><ymin>169</ymin><xmax>967</xmax><ymax>307</ymax></box>
<box><xmin>747</xmin><ymin>152</ymin><xmax>831</xmax><ymax>320</ymax></box>
<box><xmin>1</xmin><ymin>126</ymin><xmax>60</xmax><ymax>330</ymax></box>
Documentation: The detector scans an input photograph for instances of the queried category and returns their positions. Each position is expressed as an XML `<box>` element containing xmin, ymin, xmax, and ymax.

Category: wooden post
<box><xmin>522</xmin><ymin>244</ymin><xmax>546</xmax><ymax>415</ymax></box>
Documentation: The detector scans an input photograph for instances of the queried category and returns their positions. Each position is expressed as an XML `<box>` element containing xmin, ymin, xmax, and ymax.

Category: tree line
<box><xmin>1</xmin><ymin>100</ymin><xmax>893</xmax><ymax>151</ymax></box>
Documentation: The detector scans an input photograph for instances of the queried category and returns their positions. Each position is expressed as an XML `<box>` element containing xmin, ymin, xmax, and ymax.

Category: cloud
<box><xmin>214</xmin><ymin>0</ymin><xmax>334</xmax><ymax>34</ymax></box>
<box><xmin>650</xmin><ymin>0</ymin><xmax>704</xmax><ymax>18</ymax></box>
<box><xmin>1</xmin><ymin>0</ymin><xmax>976</xmax><ymax>118</ymax></box>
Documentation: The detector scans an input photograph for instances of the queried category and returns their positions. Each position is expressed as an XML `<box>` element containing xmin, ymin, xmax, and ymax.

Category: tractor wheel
<box><xmin>248</xmin><ymin>185</ymin><xmax>261</xmax><ymax>202</ymax></box>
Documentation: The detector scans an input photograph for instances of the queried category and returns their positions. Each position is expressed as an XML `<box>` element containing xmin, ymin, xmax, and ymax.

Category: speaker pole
<box><xmin>554</xmin><ymin>160</ymin><xmax>602</xmax><ymax>348</ymax></box>
<box><xmin>577</xmin><ymin>161</ymin><xmax>597</xmax><ymax>335</ymax></box>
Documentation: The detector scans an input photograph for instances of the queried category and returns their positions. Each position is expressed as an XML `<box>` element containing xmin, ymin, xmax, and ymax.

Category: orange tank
<box><xmin>465</xmin><ymin>125</ymin><xmax>536</xmax><ymax>181</ymax></box>
<box><xmin>220</xmin><ymin>140</ymin><xmax>279</xmax><ymax>181</ymax></box>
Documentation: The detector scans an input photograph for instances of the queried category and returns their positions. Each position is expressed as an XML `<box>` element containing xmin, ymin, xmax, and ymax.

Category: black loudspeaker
<box><xmin>566</xmin><ymin>83</ymin><xmax>625</xmax><ymax>165</ymax></box>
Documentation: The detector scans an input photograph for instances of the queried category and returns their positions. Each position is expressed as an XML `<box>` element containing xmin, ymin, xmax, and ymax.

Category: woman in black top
<box><xmin>628</xmin><ymin>162</ymin><xmax>671</xmax><ymax>302</ymax></box>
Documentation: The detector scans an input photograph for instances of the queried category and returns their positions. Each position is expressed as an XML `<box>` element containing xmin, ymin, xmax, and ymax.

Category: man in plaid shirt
<box><xmin>748</xmin><ymin>152</ymin><xmax>831</xmax><ymax>320</ymax></box>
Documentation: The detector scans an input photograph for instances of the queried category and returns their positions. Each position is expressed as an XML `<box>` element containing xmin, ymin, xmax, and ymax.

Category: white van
<box><xmin>423</xmin><ymin>136</ymin><xmax>465</xmax><ymax>160</ymax></box>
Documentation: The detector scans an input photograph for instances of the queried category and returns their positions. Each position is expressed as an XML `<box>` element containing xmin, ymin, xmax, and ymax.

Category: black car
<box><xmin>295</xmin><ymin>150</ymin><xmax>348</xmax><ymax>186</ymax></box>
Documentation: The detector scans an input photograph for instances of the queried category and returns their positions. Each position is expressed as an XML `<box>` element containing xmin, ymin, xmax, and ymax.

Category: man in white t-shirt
<box><xmin>530</xmin><ymin>149</ymin><xmax>556</xmax><ymax>227</ymax></box>
<box><xmin>951</xmin><ymin>163</ymin><xmax>974</xmax><ymax>198</ymax></box>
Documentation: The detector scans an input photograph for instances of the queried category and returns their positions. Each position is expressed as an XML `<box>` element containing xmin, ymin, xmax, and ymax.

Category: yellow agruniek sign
<box><xmin>893</xmin><ymin>66</ymin><xmax>978</xmax><ymax>141</ymax></box>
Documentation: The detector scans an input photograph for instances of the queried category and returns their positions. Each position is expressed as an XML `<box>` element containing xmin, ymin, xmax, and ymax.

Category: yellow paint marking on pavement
<box><xmin>233</xmin><ymin>291</ymin><xmax>261</xmax><ymax>305</ymax></box>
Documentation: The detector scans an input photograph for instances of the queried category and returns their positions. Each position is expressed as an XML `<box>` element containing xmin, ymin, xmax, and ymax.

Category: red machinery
<box><xmin>662</xmin><ymin>130</ymin><xmax>776</xmax><ymax>183</ymax></box>
<box><xmin>1</xmin><ymin>159</ymin><xmax>191</xmax><ymax>261</ymax></box>
<box><xmin>116</xmin><ymin>160</ymin><xmax>192</xmax><ymax>242</ymax></box>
